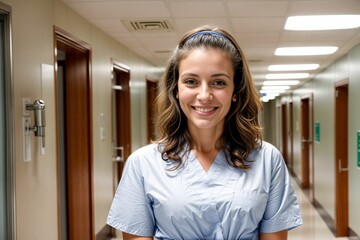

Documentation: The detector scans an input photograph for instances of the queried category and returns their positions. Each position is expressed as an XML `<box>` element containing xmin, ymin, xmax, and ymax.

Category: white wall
<box><xmin>312</xmin><ymin>65</ymin><xmax>336</xmax><ymax>219</ymax></box>
<box><xmin>3</xmin><ymin>0</ymin><xmax>161</xmax><ymax>239</ymax></box>
<box><xmin>348</xmin><ymin>44</ymin><xmax>360</xmax><ymax>235</ymax></box>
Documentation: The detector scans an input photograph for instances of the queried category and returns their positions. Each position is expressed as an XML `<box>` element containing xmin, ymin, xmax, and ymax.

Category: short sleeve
<box><xmin>106</xmin><ymin>154</ymin><xmax>155</xmax><ymax>236</ymax></box>
<box><xmin>259</xmin><ymin>148</ymin><xmax>303</xmax><ymax>233</ymax></box>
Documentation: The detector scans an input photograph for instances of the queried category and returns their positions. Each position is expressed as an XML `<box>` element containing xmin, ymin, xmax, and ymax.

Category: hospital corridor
<box><xmin>1</xmin><ymin>0</ymin><xmax>360</xmax><ymax>239</ymax></box>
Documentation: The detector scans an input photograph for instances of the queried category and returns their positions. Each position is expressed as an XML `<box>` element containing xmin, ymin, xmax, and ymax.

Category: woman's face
<box><xmin>177</xmin><ymin>48</ymin><xmax>235</xmax><ymax>133</ymax></box>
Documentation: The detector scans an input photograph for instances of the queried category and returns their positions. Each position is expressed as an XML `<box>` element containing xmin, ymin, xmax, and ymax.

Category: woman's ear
<box><xmin>232</xmin><ymin>94</ymin><xmax>237</xmax><ymax>102</ymax></box>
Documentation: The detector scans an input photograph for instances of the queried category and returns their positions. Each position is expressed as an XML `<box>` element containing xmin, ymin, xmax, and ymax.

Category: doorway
<box><xmin>334</xmin><ymin>81</ymin><xmax>349</xmax><ymax>237</ymax></box>
<box><xmin>288</xmin><ymin>102</ymin><xmax>294</xmax><ymax>171</ymax></box>
<box><xmin>300</xmin><ymin>95</ymin><xmax>314</xmax><ymax>191</ymax></box>
<box><xmin>111</xmin><ymin>61</ymin><xmax>131</xmax><ymax>189</ymax></box>
<box><xmin>281</xmin><ymin>103</ymin><xmax>288</xmax><ymax>165</ymax></box>
<box><xmin>0</xmin><ymin>3</ymin><xmax>14</xmax><ymax>240</ymax></box>
<box><xmin>54</xmin><ymin>27</ymin><xmax>94</xmax><ymax>240</ymax></box>
<box><xmin>146</xmin><ymin>79</ymin><xmax>158</xmax><ymax>143</ymax></box>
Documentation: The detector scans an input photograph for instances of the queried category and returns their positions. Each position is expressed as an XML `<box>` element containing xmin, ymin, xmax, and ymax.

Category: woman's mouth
<box><xmin>193</xmin><ymin>107</ymin><xmax>217</xmax><ymax>113</ymax></box>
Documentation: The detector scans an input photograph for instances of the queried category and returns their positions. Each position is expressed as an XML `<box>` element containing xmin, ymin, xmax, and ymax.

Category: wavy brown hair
<box><xmin>154</xmin><ymin>25</ymin><xmax>263</xmax><ymax>169</ymax></box>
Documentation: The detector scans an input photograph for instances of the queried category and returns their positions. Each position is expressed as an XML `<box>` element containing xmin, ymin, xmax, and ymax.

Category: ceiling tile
<box><xmin>174</xmin><ymin>18</ymin><xmax>231</xmax><ymax>33</ymax></box>
<box><xmin>169</xmin><ymin>2</ymin><xmax>227</xmax><ymax>18</ymax></box>
<box><xmin>232</xmin><ymin>18</ymin><xmax>284</xmax><ymax>32</ymax></box>
<box><xmin>67</xmin><ymin>1</ymin><xmax>170</xmax><ymax>19</ymax></box>
<box><xmin>227</xmin><ymin>1</ymin><xmax>289</xmax><ymax>17</ymax></box>
<box><xmin>236</xmin><ymin>32</ymin><xmax>280</xmax><ymax>47</ymax></box>
<box><xmin>289</xmin><ymin>0</ymin><xmax>360</xmax><ymax>15</ymax></box>
<box><xmin>137</xmin><ymin>35</ymin><xmax>179</xmax><ymax>49</ymax></box>
<box><xmin>92</xmin><ymin>19</ymin><xmax>129</xmax><ymax>33</ymax></box>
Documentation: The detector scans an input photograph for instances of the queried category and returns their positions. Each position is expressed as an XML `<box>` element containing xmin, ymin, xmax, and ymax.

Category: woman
<box><xmin>107</xmin><ymin>26</ymin><xmax>302</xmax><ymax>240</ymax></box>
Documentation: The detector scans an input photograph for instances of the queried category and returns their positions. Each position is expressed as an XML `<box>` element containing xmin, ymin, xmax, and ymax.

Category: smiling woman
<box><xmin>107</xmin><ymin>25</ymin><xmax>303</xmax><ymax>240</ymax></box>
<box><xmin>177</xmin><ymin>48</ymin><xmax>234</xmax><ymax>142</ymax></box>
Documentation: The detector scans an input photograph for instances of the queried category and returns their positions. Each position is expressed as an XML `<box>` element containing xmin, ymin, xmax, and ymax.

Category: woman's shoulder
<box><xmin>125</xmin><ymin>143</ymin><xmax>163</xmax><ymax>167</ymax></box>
<box><xmin>125</xmin><ymin>143</ymin><xmax>170</xmax><ymax>177</ymax></box>
<box><xmin>259</xmin><ymin>141</ymin><xmax>281</xmax><ymax>154</ymax></box>
<box><xmin>250</xmin><ymin>141</ymin><xmax>284</xmax><ymax>165</ymax></box>
<box><xmin>129</xmin><ymin>143</ymin><xmax>161</xmax><ymax>159</ymax></box>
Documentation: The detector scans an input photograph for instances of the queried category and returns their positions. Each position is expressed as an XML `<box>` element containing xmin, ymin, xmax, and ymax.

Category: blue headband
<box><xmin>186</xmin><ymin>31</ymin><xmax>230</xmax><ymax>42</ymax></box>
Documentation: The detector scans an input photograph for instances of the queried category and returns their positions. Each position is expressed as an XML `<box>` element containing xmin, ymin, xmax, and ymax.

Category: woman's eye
<box><xmin>212</xmin><ymin>80</ymin><xmax>226</xmax><ymax>87</ymax></box>
<box><xmin>184</xmin><ymin>79</ymin><xmax>197</xmax><ymax>85</ymax></box>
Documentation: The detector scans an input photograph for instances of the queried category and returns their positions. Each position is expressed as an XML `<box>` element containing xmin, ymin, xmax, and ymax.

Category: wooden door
<box><xmin>146</xmin><ymin>79</ymin><xmax>158</xmax><ymax>143</ymax></box>
<box><xmin>335</xmin><ymin>83</ymin><xmax>349</xmax><ymax>237</ymax></box>
<box><xmin>55</xmin><ymin>28</ymin><xmax>94</xmax><ymax>240</ymax></box>
<box><xmin>288</xmin><ymin>102</ymin><xmax>294</xmax><ymax>171</ymax></box>
<box><xmin>300</xmin><ymin>98</ymin><xmax>310</xmax><ymax>189</ymax></box>
<box><xmin>112</xmin><ymin>62</ymin><xmax>131</xmax><ymax>186</ymax></box>
<box><xmin>281</xmin><ymin>103</ymin><xmax>288</xmax><ymax>165</ymax></box>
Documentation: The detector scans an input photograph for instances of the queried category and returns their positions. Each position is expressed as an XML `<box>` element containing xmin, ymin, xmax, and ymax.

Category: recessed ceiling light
<box><xmin>275</xmin><ymin>47</ymin><xmax>338</xmax><ymax>56</ymax></box>
<box><xmin>266</xmin><ymin>73</ymin><xmax>309</xmax><ymax>79</ymax></box>
<box><xmin>263</xmin><ymin>80</ymin><xmax>300</xmax><ymax>85</ymax></box>
<box><xmin>285</xmin><ymin>15</ymin><xmax>360</xmax><ymax>31</ymax></box>
<box><xmin>268</xmin><ymin>64</ymin><xmax>319</xmax><ymax>71</ymax></box>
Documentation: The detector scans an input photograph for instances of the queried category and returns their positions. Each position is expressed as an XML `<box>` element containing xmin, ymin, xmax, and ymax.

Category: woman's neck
<box><xmin>188</xmin><ymin>127</ymin><xmax>223</xmax><ymax>153</ymax></box>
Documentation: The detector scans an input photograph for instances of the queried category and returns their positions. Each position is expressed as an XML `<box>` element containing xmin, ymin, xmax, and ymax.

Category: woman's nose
<box><xmin>197</xmin><ymin>84</ymin><xmax>213</xmax><ymax>102</ymax></box>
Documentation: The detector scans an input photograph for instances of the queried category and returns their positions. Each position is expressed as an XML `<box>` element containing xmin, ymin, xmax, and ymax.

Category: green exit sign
<box><xmin>358</xmin><ymin>131</ymin><xmax>360</xmax><ymax>168</ymax></box>
<box><xmin>315</xmin><ymin>122</ymin><xmax>320</xmax><ymax>143</ymax></box>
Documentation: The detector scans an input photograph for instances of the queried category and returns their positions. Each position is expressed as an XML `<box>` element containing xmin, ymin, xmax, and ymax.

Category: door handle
<box><xmin>338</xmin><ymin>159</ymin><xmax>348</xmax><ymax>173</ymax></box>
<box><xmin>301</xmin><ymin>138</ymin><xmax>313</xmax><ymax>143</ymax></box>
<box><xmin>113</xmin><ymin>146</ymin><xmax>124</xmax><ymax>162</ymax></box>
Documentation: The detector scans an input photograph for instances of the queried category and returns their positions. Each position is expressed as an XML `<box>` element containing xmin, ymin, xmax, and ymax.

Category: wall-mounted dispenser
<box><xmin>25</xmin><ymin>99</ymin><xmax>46</xmax><ymax>156</ymax></box>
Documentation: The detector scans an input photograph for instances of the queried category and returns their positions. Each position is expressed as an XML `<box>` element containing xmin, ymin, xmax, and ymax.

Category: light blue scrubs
<box><xmin>107</xmin><ymin>142</ymin><xmax>302</xmax><ymax>239</ymax></box>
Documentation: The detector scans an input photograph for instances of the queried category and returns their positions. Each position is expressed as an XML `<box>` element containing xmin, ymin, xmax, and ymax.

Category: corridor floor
<box><xmin>289</xmin><ymin>179</ymin><xmax>350</xmax><ymax>240</ymax></box>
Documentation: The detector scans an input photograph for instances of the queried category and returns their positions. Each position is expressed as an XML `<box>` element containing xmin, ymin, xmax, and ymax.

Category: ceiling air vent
<box><xmin>123</xmin><ymin>20</ymin><xmax>172</xmax><ymax>32</ymax></box>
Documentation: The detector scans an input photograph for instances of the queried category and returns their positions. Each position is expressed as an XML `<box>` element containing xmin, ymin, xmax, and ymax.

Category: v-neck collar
<box><xmin>189</xmin><ymin>149</ymin><xmax>227</xmax><ymax>177</ymax></box>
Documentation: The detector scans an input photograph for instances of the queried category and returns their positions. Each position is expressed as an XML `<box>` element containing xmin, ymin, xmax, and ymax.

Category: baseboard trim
<box><xmin>312</xmin><ymin>199</ymin><xmax>336</xmax><ymax>235</ymax></box>
<box><xmin>349</xmin><ymin>228</ymin><xmax>360</xmax><ymax>239</ymax></box>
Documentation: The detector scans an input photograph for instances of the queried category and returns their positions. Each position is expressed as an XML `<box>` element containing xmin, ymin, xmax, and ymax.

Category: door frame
<box><xmin>54</xmin><ymin>26</ymin><xmax>94</xmax><ymax>240</ymax></box>
<box><xmin>334</xmin><ymin>79</ymin><xmax>349</xmax><ymax>237</ymax></box>
<box><xmin>300</xmin><ymin>94</ymin><xmax>314</xmax><ymax>198</ymax></box>
<box><xmin>0</xmin><ymin>2</ymin><xmax>16</xmax><ymax>239</ymax></box>
<box><xmin>111</xmin><ymin>60</ymin><xmax>131</xmax><ymax>187</ymax></box>
<box><xmin>109</xmin><ymin>61</ymin><xmax>131</xmax><ymax>238</ymax></box>
<box><xmin>289</xmin><ymin>101</ymin><xmax>294</xmax><ymax>171</ymax></box>
<box><xmin>146</xmin><ymin>78</ymin><xmax>158</xmax><ymax>143</ymax></box>
<box><xmin>281</xmin><ymin>103</ymin><xmax>288</xmax><ymax>165</ymax></box>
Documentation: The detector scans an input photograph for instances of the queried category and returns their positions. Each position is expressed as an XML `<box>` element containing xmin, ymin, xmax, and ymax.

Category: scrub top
<box><xmin>107</xmin><ymin>142</ymin><xmax>302</xmax><ymax>240</ymax></box>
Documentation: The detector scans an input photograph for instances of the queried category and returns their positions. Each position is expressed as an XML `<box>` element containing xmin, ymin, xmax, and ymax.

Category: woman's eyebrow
<box><xmin>179</xmin><ymin>72</ymin><xmax>199</xmax><ymax>78</ymax></box>
<box><xmin>211</xmin><ymin>73</ymin><xmax>231</xmax><ymax>79</ymax></box>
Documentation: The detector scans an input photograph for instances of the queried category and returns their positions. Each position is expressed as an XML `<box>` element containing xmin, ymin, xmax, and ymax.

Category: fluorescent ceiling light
<box><xmin>268</xmin><ymin>64</ymin><xmax>319</xmax><ymax>71</ymax></box>
<box><xmin>263</xmin><ymin>80</ymin><xmax>299</xmax><ymax>85</ymax></box>
<box><xmin>261</xmin><ymin>95</ymin><xmax>277</xmax><ymax>102</ymax></box>
<box><xmin>261</xmin><ymin>97</ymin><xmax>269</xmax><ymax>102</ymax></box>
<box><xmin>262</xmin><ymin>86</ymin><xmax>290</xmax><ymax>90</ymax></box>
<box><xmin>275</xmin><ymin>47</ymin><xmax>338</xmax><ymax>56</ymax></box>
<box><xmin>261</xmin><ymin>92</ymin><xmax>280</xmax><ymax>97</ymax></box>
<box><xmin>266</xmin><ymin>73</ymin><xmax>309</xmax><ymax>79</ymax></box>
<box><xmin>285</xmin><ymin>15</ymin><xmax>360</xmax><ymax>31</ymax></box>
